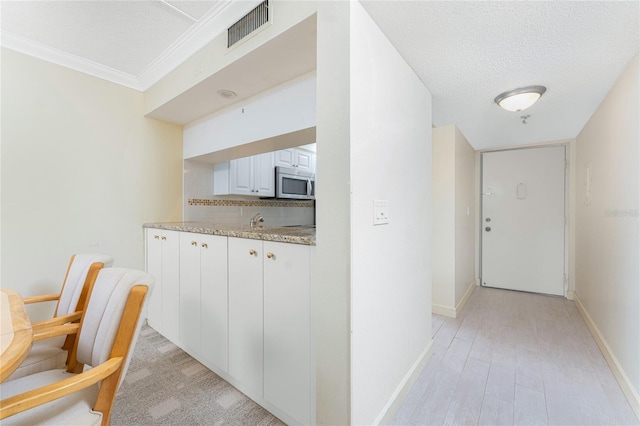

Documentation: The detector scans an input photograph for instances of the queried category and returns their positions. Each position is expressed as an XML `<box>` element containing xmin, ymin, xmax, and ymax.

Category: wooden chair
<box><xmin>9</xmin><ymin>254</ymin><xmax>113</xmax><ymax>380</ymax></box>
<box><xmin>0</xmin><ymin>268</ymin><xmax>154</xmax><ymax>425</ymax></box>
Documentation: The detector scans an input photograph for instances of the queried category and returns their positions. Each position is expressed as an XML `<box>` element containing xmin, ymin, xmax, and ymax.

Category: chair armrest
<box><xmin>22</xmin><ymin>294</ymin><xmax>60</xmax><ymax>305</ymax></box>
<box><xmin>32</xmin><ymin>312</ymin><xmax>82</xmax><ymax>331</ymax></box>
<box><xmin>0</xmin><ymin>356</ymin><xmax>123</xmax><ymax>420</ymax></box>
<box><xmin>33</xmin><ymin>324</ymin><xmax>79</xmax><ymax>342</ymax></box>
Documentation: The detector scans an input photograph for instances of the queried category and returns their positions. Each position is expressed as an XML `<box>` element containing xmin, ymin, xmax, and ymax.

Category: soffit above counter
<box><xmin>144</xmin><ymin>3</ymin><xmax>317</xmax><ymax>125</ymax></box>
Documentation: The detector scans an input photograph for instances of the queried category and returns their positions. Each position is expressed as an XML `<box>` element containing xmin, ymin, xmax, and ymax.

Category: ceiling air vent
<box><xmin>228</xmin><ymin>0</ymin><xmax>269</xmax><ymax>48</ymax></box>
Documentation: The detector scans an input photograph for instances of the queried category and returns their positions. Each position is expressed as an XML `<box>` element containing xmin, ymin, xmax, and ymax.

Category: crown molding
<box><xmin>137</xmin><ymin>0</ymin><xmax>263</xmax><ymax>91</ymax></box>
<box><xmin>1</xmin><ymin>31</ymin><xmax>141</xmax><ymax>90</ymax></box>
<box><xmin>0</xmin><ymin>0</ymin><xmax>262</xmax><ymax>93</ymax></box>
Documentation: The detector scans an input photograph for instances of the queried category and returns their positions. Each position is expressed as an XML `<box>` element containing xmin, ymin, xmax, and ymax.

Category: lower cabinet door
<box><xmin>145</xmin><ymin>229</ymin><xmax>163</xmax><ymax>331</ymax></box>
<box><xmin>263</xmin><ymin>241</ymin><xmax>311</xmax><ymax>424</ymax></box>
<box><xmin>145</xmin><ymin>229</ymin><xmax>180</xmax><ymax>345</ymax></box>
<box><xmin>161</xmin><ymin>230</ymin><xmax>180</xmax><ymax>345</ymax></box>
<box><xmin>179</xmin><ymin>233</ymin><xmax>201</xmax><ymax>353</ymax></box>
<box><xmin>200</xmin><ymin>234</ymin><xmax>228</xmax><ymax>372</ymax></box>
<box><xmin>228</xmin><ymin>237</ymin><xmax>264</xmax><ymax>394</ymax></box>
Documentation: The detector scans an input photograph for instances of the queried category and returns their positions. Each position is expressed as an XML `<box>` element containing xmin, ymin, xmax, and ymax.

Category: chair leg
<box><xmin>94</xmin><ymin>367</ymin><xmax>121</xmax><ymax>426</ymax></box>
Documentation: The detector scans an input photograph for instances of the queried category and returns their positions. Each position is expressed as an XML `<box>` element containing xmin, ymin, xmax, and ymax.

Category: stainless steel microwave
<box><xmin>275</xmin><ymin>166</ymin><xmax>315</xmax><ymax>200</ymax></box>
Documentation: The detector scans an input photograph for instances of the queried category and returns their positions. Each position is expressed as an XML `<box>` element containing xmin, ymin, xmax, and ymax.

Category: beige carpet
<box><xmin>111</xmin><ymin>323</ymin><xmax>285</xmax><ymax>425</ymax></box>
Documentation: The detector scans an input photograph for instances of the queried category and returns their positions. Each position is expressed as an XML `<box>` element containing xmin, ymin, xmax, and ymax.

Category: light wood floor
<box><xmin>392</xmin><ymin>286</ymin><xmax>639</xmax><ymax>426</ymax></box>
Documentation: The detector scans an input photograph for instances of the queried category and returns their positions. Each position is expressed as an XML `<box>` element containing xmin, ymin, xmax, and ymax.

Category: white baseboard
<box><xmin>432</xmin><ymin>303</ymin><xmax>456</xmax><ymax>318</ymax></box>
<box><xmin>455</xmin><ymin>281</ymin><xmax>475</xmax><ymax>315</ymax></box>
<box><xmin>574</xmin><ymin>294</ymin><xmax>640</xmax><ymax>420</ymax></box>
<box><xmin>374</xmin><ymin>340</ymin><xmax>434</xmax><ymax>425</ymax></box>
<box><xmin>432</xmin><ymin>280</ymin><xmax>476</xmax><ymax>319</ymax></box>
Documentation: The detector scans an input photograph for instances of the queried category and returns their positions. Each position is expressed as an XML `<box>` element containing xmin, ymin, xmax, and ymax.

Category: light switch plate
<box><xmin>373</xmin><ymin>200</ymin><xmax>389</xmax><ymax>225</ymax></box>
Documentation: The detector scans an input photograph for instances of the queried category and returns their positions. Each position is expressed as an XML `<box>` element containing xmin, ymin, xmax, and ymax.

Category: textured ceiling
<box><xmin>1</xmin><ymin>1</ymin><xmax>638</xmax><ymax>149</ymax></box>
<box><xmin>361</xmin><ymin>1</ymin><xmax>640</xmax><ymax>149</ymax></box>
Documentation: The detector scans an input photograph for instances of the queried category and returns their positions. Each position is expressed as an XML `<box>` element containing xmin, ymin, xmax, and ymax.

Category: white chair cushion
<box><xmin>7</xmin><ymin>336</ymin><xmax>67</xmax><ymax>381</ymax></box>
<box><xmin>57</xmin><ymin>254</ymin><xmax>113</xmax><ymax>317</ymax></box>
<box><xmin>0</xmin><ymin>369</ymin><xmax>101</xmax><ymax>425</ymax></box>
<box><xmin>8</xmin><ymin>254</ymin><xmax>113</xmax><ymax>382</ymax></box>
<box><xmin>76</xmin><ymin>268</ymin><xmax>154</xmax><ymax>377</ymax></box>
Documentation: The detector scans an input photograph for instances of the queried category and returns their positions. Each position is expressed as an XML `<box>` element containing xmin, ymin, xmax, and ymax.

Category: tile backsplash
<box><xmin>185</xmin><ymin>198</ymin><xmax>314</xmax><ymax>226</ymax></box>
<box><xmin>183</xmin><ymin>159</ymin><xmax>315</xmax><ymax>226</ymax></box>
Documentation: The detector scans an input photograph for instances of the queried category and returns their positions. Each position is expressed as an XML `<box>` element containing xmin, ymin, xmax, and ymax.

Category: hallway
<box><xmin>393</xmin><ymin>287</ymin><xmax>639</xmax><ymax>425</ymax></box>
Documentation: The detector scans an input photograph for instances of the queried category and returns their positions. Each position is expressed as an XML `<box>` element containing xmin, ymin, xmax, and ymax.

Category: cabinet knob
<box><xmin>249</xmin><ymin>249</ymin><xmax>257</xmax><ymax>255</ymax></box>
<box><xmin>266</xmin><ymin>252</ymin><xmax>275</xmax><ymax>259</ymax></box>
<box><xmin>154</xmin><ymin>235</ymin><xmax>159</xmax><ymax>240</ymax></box>
<box><xmin>191</xmin><ymin>241</ymin><xmax>197</xmax><ymax>246</ymax></box>
<box><xmin>161</xmin><ymin>236</ymin><xmax>167</xmax><ymax>241</ymax></box>
<box><xmin>201</xmin><ymin>243</ymin><xmax>208</xmax><ymax>249</ymax></box>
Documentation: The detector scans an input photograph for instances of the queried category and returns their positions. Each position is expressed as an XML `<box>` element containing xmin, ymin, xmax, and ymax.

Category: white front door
<box><xmin>481</xmin><ymin>146</ymin><xmax>566</xmax><ymax>296</ymax></box>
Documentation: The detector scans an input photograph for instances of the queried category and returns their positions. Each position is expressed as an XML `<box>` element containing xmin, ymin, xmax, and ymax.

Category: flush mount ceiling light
<box><xmin>217</xmin><ymin>89</ymin><xmax>237</xmax><ymax>99</ymax></box>
<box><xmin>494</xmin><ymin>85</ymin><xmax>546</xmax><ymax>112</ymax></box>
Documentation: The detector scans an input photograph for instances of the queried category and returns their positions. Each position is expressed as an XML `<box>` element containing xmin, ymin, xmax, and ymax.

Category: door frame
<box><xmin>479</xmin><ymin>142</ymin><xmax>570</xmax><ymax>297</ymax></box>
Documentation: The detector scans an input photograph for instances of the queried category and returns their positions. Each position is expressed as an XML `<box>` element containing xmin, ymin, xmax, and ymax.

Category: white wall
<box><xmin>316</xmin><ymin>3</ymin><xmax>352</xmax><ymax>424</ymax></box>
<box><xmin>575</xmin><ymin>55</ymin><xmax>639</xmax><ymax>414</ymax></box>
<box><xmin>0</xmin><ymin>48</ymin><xmax>183</xmax><ymax>320</ymax></box>
<box><xmin>432</xmin><ymin>125</ymin><xmax>476</xmax><ymax>316</ymax></box>
<box><xmin>454</xmin><ymin>127</ymin><xmax>476</xmax><ymax>306</ymax></box>
<box><xmin>432</xmin><ymin>127</ymin><xmax>456</xmax><ymax>309</ymax></box>
<box><xmin>349</xmin><ymin>3</ymin><xmax>432</xmax><ymax>424</ymax></box>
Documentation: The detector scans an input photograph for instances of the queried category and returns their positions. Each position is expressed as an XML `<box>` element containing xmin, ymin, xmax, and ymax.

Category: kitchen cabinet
<box><xmin>214</xmin><ymin>152</ymin><xmax>275</xmax><ymax>196</ymax></box>
<box><xmin>228</xmin><ymin>237</ymin><xmax>312</xmax><ymax>425</ymax></box>
<box><xmin>145</xmin><ymin>229</ymin><xmax>180</xmax><ymax>345</ymax></box>
<box><xmin>263</xmin><ymin>241</ymin><xmax>311</xmax><ymax>425</ymax></box>
<box><xmin>228</xmin><ymin>237</ymin><xmax>264</xmax><ymax>395</ymax></box>
<box><xmin>145</xmin><ymin>228</ymin><xmax>314</xmax><ymax>425</ymax></box>
<box><xmin>274</xmin><ymin>148</ymin><xmax>315</xmax><ymax>173</ymax></box>
<box><xmin>179</xmin><ymin>233</ymin><xmax>228</xmax><ymax>372</ymax></box>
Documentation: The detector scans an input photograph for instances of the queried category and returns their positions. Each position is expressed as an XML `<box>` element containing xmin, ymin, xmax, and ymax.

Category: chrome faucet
<box><xmin>250</xmin><ymin>213</ymin><xmax>264</xmax><ymax>228</ymax></box>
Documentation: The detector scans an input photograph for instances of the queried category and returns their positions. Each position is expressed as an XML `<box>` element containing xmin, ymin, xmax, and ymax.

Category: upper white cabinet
<box><xmin>275</xmin><ymin>148</ymin><xmax>316</xmax><ymax>173</ymax></box>
<box><xmin>214</xmin><ymin>152</ymin><xmax>275</xmax><ymax>197</ymax></box>
<box><xmin>252</xmin><ymin>152</ymin><xmax>277</xmax><ymax>194</ymax></box>
<box><xmin>145</xmin><ymin>229</ymin><xmax>180</xmax><ymax>345</ymax></box>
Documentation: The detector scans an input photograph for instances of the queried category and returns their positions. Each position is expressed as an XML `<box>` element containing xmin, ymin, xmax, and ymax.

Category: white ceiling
<box><xmin>361</xmin><ymin>1</ymin><xmax>639</xmax><ymax>149</ymax></box>
<box><xmin>0</xmin><ymin>0</ymin><xmax>262</xmax><ymax>90</ymax></box>
<box><xmin>1</xmin><ymin>1</ymin><xmax>638</xmax><ymax>149</ymax></box>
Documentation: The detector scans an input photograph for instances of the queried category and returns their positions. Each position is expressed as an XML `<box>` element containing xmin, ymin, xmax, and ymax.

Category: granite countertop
<box><xmin>144</xmin><ymin>222</ymin><xmax>316</xmax><ymax>246</ymax></box>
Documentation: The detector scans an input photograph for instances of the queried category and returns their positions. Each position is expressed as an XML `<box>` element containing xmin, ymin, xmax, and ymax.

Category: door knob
<box><xmin>485</xmin><ymin>226</ymin><xmax>491</xmax><ymax>232</ymax></box>
<box><xmin>485</xmin><ymin>218</ymin><xmax>491</xmax><ymax>222</ymax></box>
